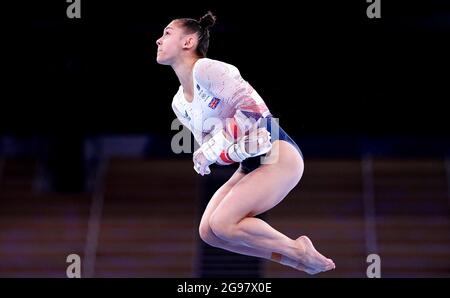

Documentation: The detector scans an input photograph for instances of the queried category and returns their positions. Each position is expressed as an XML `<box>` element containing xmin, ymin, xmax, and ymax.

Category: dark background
<box><xmin>0</xmin><ymin>0</ymin><xmax>449</xmax><ymax>279</ymax></box>
<box><xmin>2</xmin><ymin>0</ymin><xmax>449</xmax><ymax>136</ymax></box>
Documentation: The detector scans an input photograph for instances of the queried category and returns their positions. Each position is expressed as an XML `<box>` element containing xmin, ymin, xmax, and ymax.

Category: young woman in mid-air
<box><xmin>156</xmin><ymin>11</ymin><xmax>335</xmax><ymax>275</ymax></box>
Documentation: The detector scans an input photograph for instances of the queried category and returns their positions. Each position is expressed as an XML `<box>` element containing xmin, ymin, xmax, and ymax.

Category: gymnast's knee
<box><xmin>199</xmin><ymin>222</ymin><xmax>223</xmax><ymax>247</ymax></box>
<box><xmin>209</xmin><ymin>214</ymin><xmax>237</xmax><ymax>242</ymax></box>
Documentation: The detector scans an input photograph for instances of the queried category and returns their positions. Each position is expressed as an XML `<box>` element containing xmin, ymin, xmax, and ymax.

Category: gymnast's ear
<box><xmin>182</xmin><ymin>34</ymin><xmax>197</xmax><ymax>50</ymax></box>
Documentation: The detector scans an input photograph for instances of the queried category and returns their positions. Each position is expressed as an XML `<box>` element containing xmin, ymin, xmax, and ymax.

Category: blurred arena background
<box><xmin>0</xmin><ymin>0</ymin><xmax>449</xmax><ymax>277</ymax></box>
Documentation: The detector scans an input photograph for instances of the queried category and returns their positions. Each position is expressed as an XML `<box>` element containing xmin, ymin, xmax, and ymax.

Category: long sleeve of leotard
<box><xmin>171</xmin><ymin>100</ymin><xmax>207</xmax><ymax>147</ymax></box>
<box><xmin>193</xmin><ymin>59</ymin><xmax>272</xmax><ymax>165</ymax></box>
<box><xmin>194</xmin><ymin>58</ymin><xmax>271</xmax><ymax>122</ymax></box>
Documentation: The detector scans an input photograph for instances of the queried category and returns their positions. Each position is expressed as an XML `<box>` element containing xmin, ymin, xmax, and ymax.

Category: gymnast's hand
<box><xmin>242</xmin><ymin>127</ymin><xmax>272</xmax><ymax>155</ymax></box>
<box><xmin>193</xmin><ymin>129</ymin><xmax>234</xmax><ymax>175</ymax></box>
<box><xmin>193</xmin><ymin>148</ymin><xmax>212</xmax><ymax>176</ymax></box>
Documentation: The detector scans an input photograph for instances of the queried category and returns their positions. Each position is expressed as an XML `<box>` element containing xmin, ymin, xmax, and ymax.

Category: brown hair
<box><xmin>176</xmin><ymin>11</ymin><xmax>217</xmax><ymax>57</ymax></box>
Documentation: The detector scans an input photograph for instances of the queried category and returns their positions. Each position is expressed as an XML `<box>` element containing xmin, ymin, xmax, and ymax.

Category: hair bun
<box><xmin>198</xmin><ymin>11</ymin><xmax>216</xmax><ymax>29</ymax></box>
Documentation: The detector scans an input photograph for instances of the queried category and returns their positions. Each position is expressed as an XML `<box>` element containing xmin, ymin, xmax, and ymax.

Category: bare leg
<box><xmin>209</xmin><ymin>141</ymin><xmax>335</xmax><ymax>273</ymax></box>
<box><xmin>203</xmin><ymin>223</ymin><xmax>319</xmax><ymax>274</ymax></box>
<box><xmin>215</xmin><ymin>216</ymin><xmax>334</xmax><ymax>273</ymax></box>
<box><xmin>199</xmin><ymin>167</ymin><xmax>317</xmax><ymax>273</ymax></box>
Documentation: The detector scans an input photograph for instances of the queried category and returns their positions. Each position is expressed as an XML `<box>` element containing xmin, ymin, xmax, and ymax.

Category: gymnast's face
<box><xmin>156</xmin><ymin>21</ymin><xmax>197</xmax><ymax>65</ymax></box>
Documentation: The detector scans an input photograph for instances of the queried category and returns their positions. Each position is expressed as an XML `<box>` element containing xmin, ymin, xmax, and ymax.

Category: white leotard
<box><xmin>171</xmin><ymin>58</ymin><xmax>272</xmax><ymax>146</ymax></box>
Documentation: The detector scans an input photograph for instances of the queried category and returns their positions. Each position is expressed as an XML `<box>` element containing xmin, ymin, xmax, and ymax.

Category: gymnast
<box><xmin>156</xmin><ymin>11</ymin><xmax>335</xmax><ymax>274</ymax></box>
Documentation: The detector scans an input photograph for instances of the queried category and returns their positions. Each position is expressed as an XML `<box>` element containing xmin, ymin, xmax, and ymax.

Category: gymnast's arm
<box><xmin>171</xmin><ymin>100</ymin><xmax>207</xmax><ymax>148</ymax></box>
<box><xmin>194</xmin><ymin>58</ymin><xmax>273</xmax><ymax>165</ymax></box>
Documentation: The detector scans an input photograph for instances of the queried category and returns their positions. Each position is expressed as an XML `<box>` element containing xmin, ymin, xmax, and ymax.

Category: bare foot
<box><xmin>295</xmin><ymin>262</ymin><xmax>318</xmax><ymax>275</ymax></box>
<box><xmin>279</xmin><ymin>254</ymin><xmax>317</xmax><ymax>274</ymax></box>
<box><xmin>294</xmin><ymin>236</ymin><xmax>335</xmax><ymax>275</ymax></box>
